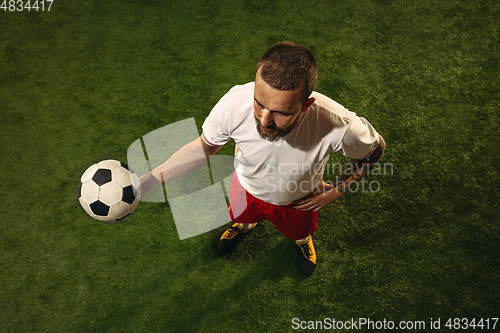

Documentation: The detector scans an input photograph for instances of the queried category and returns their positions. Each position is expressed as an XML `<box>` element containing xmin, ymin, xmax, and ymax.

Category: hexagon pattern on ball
<box><xmin>78</xmin><ymin>160</ymin><xmax>141</xmax><ymax>222</ymax></box>
<box><xmin>122</xmin><ymin>185</ymin><xmax>137</xmax><ymax>204</ymax></box>
<box><xmin>99</xmin><ymin>182</ymin><xmax>123</xmax><ymax>206</ymax></box>
<box><xmin>92</xmin><ymin>169</ymin><xmax>112</xmax><ymax>186</ymax></box>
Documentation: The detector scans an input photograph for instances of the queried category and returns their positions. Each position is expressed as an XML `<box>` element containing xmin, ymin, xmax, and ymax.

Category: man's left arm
<box><xmin>292</xmin><ymin>134</ymin><xmax>386</xmax><ymax>212</ymax></box>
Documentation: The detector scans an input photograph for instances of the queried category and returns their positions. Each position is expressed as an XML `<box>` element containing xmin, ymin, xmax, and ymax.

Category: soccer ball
<box><xmin>78</xmin><ymin>160</ymin><xmax>141</xmax><ymax>222</ymax></box>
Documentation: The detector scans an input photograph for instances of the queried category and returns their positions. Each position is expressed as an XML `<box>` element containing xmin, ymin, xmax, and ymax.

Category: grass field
<box><xmin>1</xmin><ymin>0</ymin><xmax>499</xmax><ymax>332</ymax></box>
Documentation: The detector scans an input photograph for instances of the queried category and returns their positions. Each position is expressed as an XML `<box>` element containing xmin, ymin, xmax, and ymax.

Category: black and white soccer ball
<box><xmin>78</xmin><ymin>160</ymin><xmax>141</xmax><ymax>222</ymax></box>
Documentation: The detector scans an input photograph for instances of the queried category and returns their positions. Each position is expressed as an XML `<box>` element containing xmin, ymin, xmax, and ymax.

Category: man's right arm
<box><xmin>139</xmin><ymin>135</ymin><xmax>223</xmax><ymax>198</ymax></box>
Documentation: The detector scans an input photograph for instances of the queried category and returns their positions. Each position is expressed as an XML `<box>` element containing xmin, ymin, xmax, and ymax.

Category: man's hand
<box><xmin>138</xmin><ymin>135</ymin><xmax>223</xmax><ymax>200</ymax></box>
<box><xmin>292</xmin><ymin>134</ymin><xmax>386</xmax><ymax>212</ymax></box>
<box><xmin>291</xmin><ymin>181</ymin><xmax>344</xmax><ymax>212</ymax></box>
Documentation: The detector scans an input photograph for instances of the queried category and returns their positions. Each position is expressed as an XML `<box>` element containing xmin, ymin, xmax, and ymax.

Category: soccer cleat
<box><xmin>296</xmin><ymin>236</ymin><xmax>317</xmax><ymax>276</ymax></box>
<box><xmin>217</xmin><ymin>223</ymin><xmax>257</xmax><ymax>256</ymax></box>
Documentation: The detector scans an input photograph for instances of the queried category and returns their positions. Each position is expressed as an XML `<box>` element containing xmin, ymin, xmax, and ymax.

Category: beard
<box><xmin>254</xmin><ymin>113</ymin><xmax>302</xmax><ymax>142</ymax></box>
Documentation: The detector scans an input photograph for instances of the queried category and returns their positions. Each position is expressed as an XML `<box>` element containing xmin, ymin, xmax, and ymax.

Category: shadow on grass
<box><xmin>63</xmin><ymin>219</ymin><xmax>310</xmax><ymax>332</ymax></box>
<box><xmin>151</xmin><ymin>221</ymin><xmax>308</xmax><ymax>332</ymax></box>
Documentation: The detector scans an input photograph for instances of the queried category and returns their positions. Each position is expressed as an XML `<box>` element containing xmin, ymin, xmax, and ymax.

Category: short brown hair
<box><xmin>256</xmin><ymin>41</ymin><xmax>318</xmax><ymax>103</ymax></box>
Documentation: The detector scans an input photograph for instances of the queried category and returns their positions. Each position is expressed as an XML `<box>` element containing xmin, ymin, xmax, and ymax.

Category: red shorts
<box><xmin>228</xmin><ymin>172</ymin><xmax>318</xmax><ymax>240</ymax></box>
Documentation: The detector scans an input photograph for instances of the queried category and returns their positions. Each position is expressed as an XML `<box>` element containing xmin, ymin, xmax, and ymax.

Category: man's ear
<box><xmin>302</xmin><ymin>97</ymin><xmax>316</xmax><ymax>112</ymax></box>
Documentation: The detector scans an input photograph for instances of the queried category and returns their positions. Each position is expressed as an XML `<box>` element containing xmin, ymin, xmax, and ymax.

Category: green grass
<box><xmin>1</xmin><ymin>0</ymin><xmax>499</xmax><ymax>332</ymax></box>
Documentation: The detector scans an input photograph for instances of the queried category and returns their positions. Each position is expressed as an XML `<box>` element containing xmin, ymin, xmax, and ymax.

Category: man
<box><xmin>140</xmin><ymin>41</ymin><xmax>386</xmax><ymax>276</ymax></box>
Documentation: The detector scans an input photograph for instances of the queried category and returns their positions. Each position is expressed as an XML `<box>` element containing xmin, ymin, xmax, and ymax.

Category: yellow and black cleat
<box><xmin>296</xmin><ymin>236</ymin><xmax>317</xmax><ymax>276</ymax></box>
<box><xmin>217</xmin><ymin>223</ymin><xmax>256</xmax><ymax>256</ymax></box>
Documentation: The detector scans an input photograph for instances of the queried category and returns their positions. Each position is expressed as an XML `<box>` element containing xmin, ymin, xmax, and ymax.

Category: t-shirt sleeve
<box><xmin>201</xmin><ymin>95</ymin><xmax>231</xmax><ymax>147</ymax></box>
<box><xmin>340</xmin><ymin>116</ymin><xmax>380</xmax><ymax>159</ymax></box>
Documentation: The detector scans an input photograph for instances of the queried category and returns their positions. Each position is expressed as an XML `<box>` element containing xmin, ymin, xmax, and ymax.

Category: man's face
<box><xmin>253</xmin><ymin>68</ymin><xmax>308</xmax><ymax>142</ymax></box>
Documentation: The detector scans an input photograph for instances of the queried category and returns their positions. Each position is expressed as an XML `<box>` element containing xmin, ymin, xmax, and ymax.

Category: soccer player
<box><xmin>139</xmin><ymin>41</ymin><xmax>386</xmax><ymax>276</ymax></box>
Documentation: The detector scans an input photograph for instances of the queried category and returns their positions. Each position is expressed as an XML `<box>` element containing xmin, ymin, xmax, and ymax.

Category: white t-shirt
<box><xmin>202</xmin><ymin>82</ymin><xmax>379</xmax><ymax>205</ymax></box>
